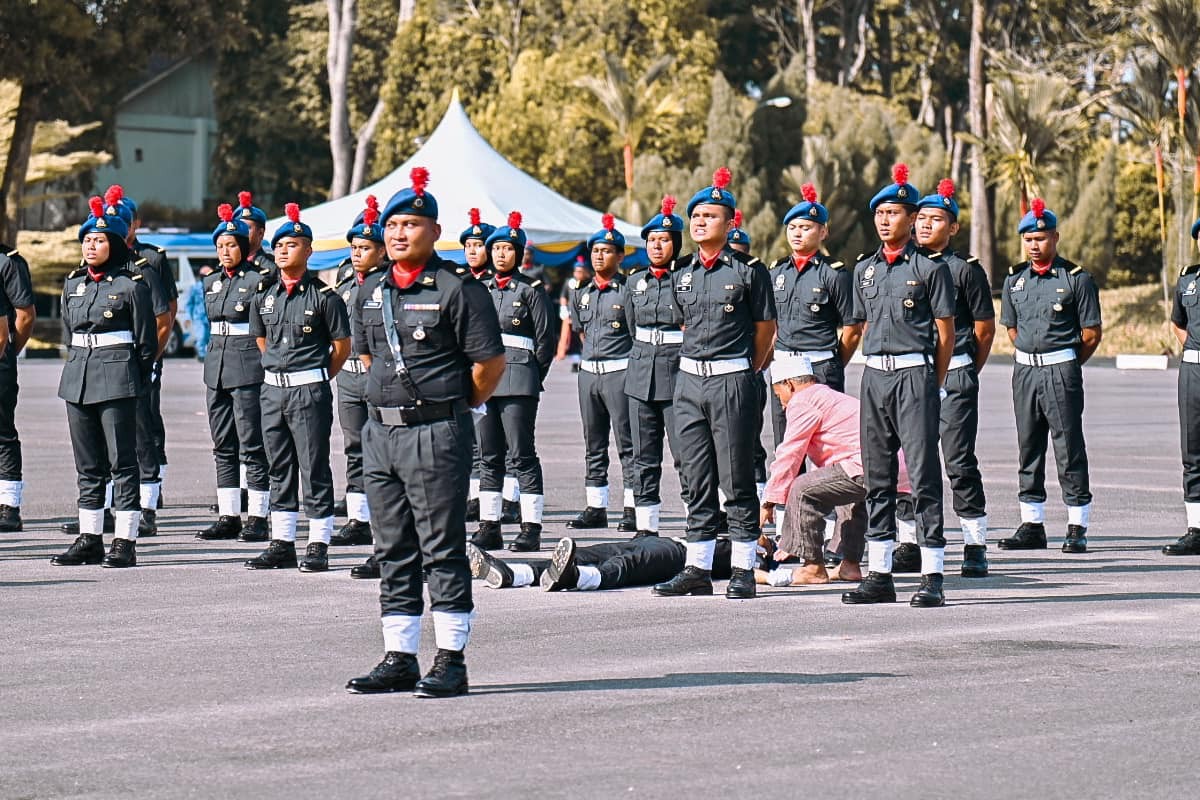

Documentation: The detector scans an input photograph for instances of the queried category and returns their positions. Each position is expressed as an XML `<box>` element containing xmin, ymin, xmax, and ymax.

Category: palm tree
<box><xmin>572</xmin><ymin>53</ymin><xmax>685</xmax><ymax>221</ymax></box>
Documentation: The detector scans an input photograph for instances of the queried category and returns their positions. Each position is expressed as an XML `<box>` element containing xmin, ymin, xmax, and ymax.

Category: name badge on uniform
<box><xmin>261</xmin><ymin>295</ymin><xmax>275</xmax><ymax>313</ymax></box>
<box><xmin>512</xmin><ymin>300</ymin><xmax>522</xmax><ymax>307</ymax></box>
<box><xmin>108</xmin><ymin>294</ymin><xmax>119</xmax><ymax>300</ymax></box>
<box><xmin>906</xmin><ymin>280</ymin><xmax>919</xmax><ymax>286</ymax></box>
<box><xmin>1012</xmin><ymin>278</ymin><xmax>1025</xmax><ymax>292</ymax></box>
<box><xmin>678</xmin><ymin>272</ymin><xmax>693</xmax><ymax>292</ymax></box>
<box><xmin>402</xmin><ymin>303</ymin><xmax>441</xmax><ymax>311</ymax></box>
<box><xmin>363</xmin><ymin>286</ymin><xmax>383</xmax><ymax>309</ymax></box>
<box><xmin>1056</xmin><ymin>287</ymin><xmax>1065</xmax><ymax>293</ymax></box>
<box><xmin>304</xmin><ymin>309</ymin><xmax>315</xmax><ymax>316</ymax></box>
<box><xmin>238</xmin><ymin>287</ymin><xmax>248</xmax><ymax>292</ymax></box>
<box><xmin>724</xmin><ymin>284</ymin><xmax>736</xmax><ymax>290</ymax></box>
<box><xmin>863</xmin><ymin>265</ymin><xmax>876</xmax><ymax>280</ymax></box>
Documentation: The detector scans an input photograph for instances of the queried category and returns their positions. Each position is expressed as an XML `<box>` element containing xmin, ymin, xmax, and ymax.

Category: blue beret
<box><xmin>212</xmin><ymin>204</ymin><xmax>251</xmax><ymax>246</ymax></box>
<box><xmin>917</xmin><ymin>179</ymin><xmax>960</xmax><ymax>219</ymax></box>
<box><xmin>382</xmin><ymin>167</ymin><xmax>437</xmax><ymax>223</ymax></box>
<box><xmin>784</xmin><ymin>184</ymin><xmax>829</xmax><ymax>226</ymax></box>
<box><xmin>79</xmin><ymin>193</ymin><xmax>129</xmax><ymax>241</ymax></box>
<box><xmin>1017</xmin><ymin>199</ymin><xmax>1057</xmax><ymax>234</ymax></box>
<box><xmin>641</xmin><ymin>196</ymin><xmax>684</xmax><ymax>241</ymax></box>
<box><xmin>587</xmin><ymin>214</ymin><xmax>625</xmax><ymax>252</ymax></box>
<box><xmin>486</xmin><ymin>212</ymin><xmax>528</xmax><ymax>256</ymax></box>
<box><xmin>236</xmin><ymin>192</ymin><xmax>267</xmax><ymax>226</ymax></box>
<box><xmin>686</xmin><ymin>168</ymin><xmax>737</xmax><ymax>217</ymax></box>
<box><xmin>120</xmin><ymin>196</ymin><xmax>139</xmax><ymax>221</ymax></box>
<box><xmin>870</xmin><ymin>164</ymin><xmax>920</xmax><ymax>211</ymax></box>
<box><xmin>1191</xmin><ymin>217</ymin><xmax>1200</xmax><ymax>239</ymax></box>
<box><xmin>460</xmin><ymin>209</ymin><xmax>497</xmax><ymax>245</ymax></box>
<box><xmin>347</xmin><ymin>197</ymin><xmax>384</xmax><ymax>244</ymax></box>
<box><xmin>271</xmin><ymin>203</ymin><xmax>313</xmax><ymax>247</ymax></box>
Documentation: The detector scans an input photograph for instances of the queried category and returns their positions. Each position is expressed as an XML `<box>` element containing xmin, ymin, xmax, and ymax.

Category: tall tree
<box><xmin>967</xmin><ymin>0</ymin><xmax>994</xmax><ymax>280</ymax></box>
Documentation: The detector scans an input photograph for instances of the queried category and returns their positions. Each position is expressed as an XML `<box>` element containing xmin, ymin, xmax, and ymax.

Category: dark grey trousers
<box><xmin>628</xmin><ymin>395</ymin><xmax>682</xmax><ymax>507</ymax></box>
<box><xmin>860</xmin><ymin>364</ymin><xmax>945</xmax><ymax>546</ymax></box>
<box><xmin>1012</xmin><ymin>361</ymin><xmax>1091</xmax><ymax>506</ymax></box>
<box><xmin>364</xmin><ymin>413</ymin><xmax>473</xmax><ymax>616</ymax></box>
<box><xmin>135</xmin><ymin>390</ymin><xmax>160</xmax><ymax>486</ymax></box>
<box><xmin>1181</xmin><ymin>361</ymin><xmax>1200</xmax><ymax>502</ymax></box>
<box><xmin>527</xmin><ymin>537</ymin><xmax>734</xmax><ymax>588</ymax></box>
<box><xmin>207</xmin><ymin>384</ymin><xmax>268</xmax><ymax>491</ymax></box>
<box><xmin>0</xmin><ymin>369</ymin><xmax>19</xmax><ymax>480</ymax></box>
<box><xmin>260</xmin><ymin>382</ymin><xmax>335</xmax><ymax>517</ymax></box>
<box><xmin>674</xmin><ymin>370</ymin><xmax>761</xmax><ymax>543</ymax></box>
<box><xmin>777</xmin><ymin>463</ymin><xmax>866</xmax><ymax>563</ymax></box>
<box><xmin>577</xmin><ymin>369</ymin><xmax>635</xmax><ymax>491</ymax></box>
<box><xmin>941</xmin><ymin>364</ymin><xmax>986</xmax><ymax>518</ymax></box>
<box><xmin>477</xmin><ymin>395</ymin><xmax>543</xmax><ymax>495</ymax></box>
<box><xmin>337</xmin><ymin>375</ymin><xmax>368</xmax><ymax>494</ymax></box>
<box><xmin>66</xmin><ymin>398</ymin><xmax>139</xmax><ymax>510</ymax></box>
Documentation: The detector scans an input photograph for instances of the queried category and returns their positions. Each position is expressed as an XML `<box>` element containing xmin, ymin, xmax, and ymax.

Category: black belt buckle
<box><xmin>376</xmin><ymin>406</ymin><xmax>409</xmax><ymax>426</ymax></box>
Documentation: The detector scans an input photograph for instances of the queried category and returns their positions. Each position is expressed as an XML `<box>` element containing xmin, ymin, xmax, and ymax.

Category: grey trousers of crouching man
<box><xmin>363</xmin><ymin>412</ymin><xmax>474</xmax><ymax>617</ymax></box>
<box><xmin>777</xmin><ymin>463</ymin><xmax>867</xmax><ymax>563</ymax></box>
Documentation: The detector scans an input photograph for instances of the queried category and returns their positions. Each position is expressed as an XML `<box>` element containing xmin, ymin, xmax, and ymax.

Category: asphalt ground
<box><xmin>2</xmin><ymin>357</ymin><xmax>1198</xmax><ymax>799</ymax></box>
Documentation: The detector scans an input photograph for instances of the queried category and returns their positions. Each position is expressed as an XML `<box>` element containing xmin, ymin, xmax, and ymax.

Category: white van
<box><xmin>141</xmin><ymin>233</ymin><xmax>220</xmax><ymax>357</ymax></box>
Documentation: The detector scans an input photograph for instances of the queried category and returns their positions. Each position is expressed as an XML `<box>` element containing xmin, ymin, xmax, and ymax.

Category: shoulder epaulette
<box><xmin>68</xmin><ymin>267</ymin><xmax>86</xmax><ymax>279</ymax></box>
<box><xmin>151</xmin><ymin>244</ymin><xmax>165</xmax><ymax>254</ymax></box>
<box><xmin>531</xmin><ymin>279</ymin><xmax>542</xmax><ymax>288</ymax></box>
<box><xmin>131</xmin><ymin>273</ymin><xmax>144</xmax><ymax>281</ymax></box>
<box><xmin>455</xmin><ymin>266</ymin><xmax>467</xmax><ymax>274</ymax></box>
<box><xmin>1069</xmin><ymin>264</ymin><xmax>1085</xmax><ymax>275</ymax></box>
<box><xmin>1181</xmin><ymin>263</ymin><xmax>1200</xmax><ymax>277</ymax></box>
<box><xmin>135</xmin><ymin>257</ymin><xmax>148</xmax><ymax>266</ymax></box>
<box><xmin>772</xmin><ymin>256</ymin><xmax>789</xmax><ymax>269</ymax></box>
<box><xmin>828</xmin><ymin>261</ymin><xmax>845</xmax><ymax>270</ymax></box>
<box><xmin>856</xmin><ymin>253</ymin><xmax>867</xmax><ymax>262</ymax></box>
<box><xmin>966</xmin><ymin>255</ymin><xmax>980</xmax><ymax>265</ymax></box>
<box><xmin>5</xmin><ymin>249</ymin><xmax>17</xmax><ymax>257</ymax></box>
<box><xmin>748</xmin><ymin>256</ymin><xmax>762</xmax><ymax>266</ymax></box>
<box><xmin>1008</xmin><ymin>262</ymin><xmax>1024</xmax><ymax>275</ymax></box>
<box><xmin>927</xmin><ymin>251</ymin><xmax>942</xmax><ymax>259</ymax></box>
<box><xmin>257</xmin><ymin>281</ymin><xmax>266</xmax><ymax>291</ymax></box>
<box><xmin>259</xmin><ymin>268</ymin><xmax>271</xmax><ymax>276</ymax></box>
<box><xmin>319</xmin><ymin>284</ymin><xmax>334</xmax><ymax>294</ymax></box>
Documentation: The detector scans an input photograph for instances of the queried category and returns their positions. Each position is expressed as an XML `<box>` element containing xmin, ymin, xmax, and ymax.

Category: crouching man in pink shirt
<box><xmin>760</xmin><ymin>356</ymin><xmax>909</xmax><ymax>586</ymax></box>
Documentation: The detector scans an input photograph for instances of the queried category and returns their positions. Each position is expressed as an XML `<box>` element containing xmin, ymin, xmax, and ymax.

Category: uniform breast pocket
<box><xmin>576</xmin><ymin>305</ymin><xmax>595</xmax><ymax>325</ymax></box>
<box><xmin>403</xmin><ymin>310</ymin><xmax>441</xmax><ymax>347</ymax></box>
<box><xmin>900</xmin><ymin>283</ymin><xmax>927</xmax><ymax>319</ymax></box>
<box><xmin>1183</xmin><ymin>293</ymin><xmax>1200</xmax><ymax>308</ymax></box>
<box><xmin>506</xmin><ymin>348</ymin><xmax>532</xmax><ymax>365</ymax></box>
<box><xmin>806</xmin><ymin>291</ymin><xmax>830</xmax><ymax>317</ymax></box>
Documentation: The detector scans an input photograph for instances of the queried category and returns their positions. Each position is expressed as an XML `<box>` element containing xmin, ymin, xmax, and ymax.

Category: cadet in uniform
<box><xmin>566</xmin><ymin>214</ymin><xmax>638</xmax><ymax>532</ymax></box>
<box><xmin>841</xmin><ymin>164</ymin><xmax>956</xmax><ymax>608</ymax></box>
<box><xmin>651</xmin><ymin>167</ymin><xmax>776</xmax><ymax>600</ymax></box>
<box><xmin>237</xmin><ymin>191</ymin><xmax>276</xmax><ymax>274</ymax></box>
<box><xmin>470</xmin><ymin>212</ymin><xmax>555</xmax><ymax>552</ymax></box>
<box><xmin>1165</xmin><ymin>219</ymin><xmax>1200</xmax><ymax>556</ymax></box>
<box><xmin>244</xmin><ymin>203</ymin><xmax>351</xmax><ymax>573</ymax></box>
<box><xmin>624</xmin><ymin>195</ymin><xmax>686</xmax><ymax>538</ymax></box>
<box><xmin>195</xmin><ymin>203</ymin><xmax>271</xmax><ymax>543</ymax></box>
<box><xmin>51</xmin><ymin>193</ymin><xmax>157</xmax><ymax>568</ymax></box>
<box><xmin>458</xmin><ymin>208</ymin><xmax>496</xmax><ymax>523</ymax></box>
<box><xmin>902</xmin><ymin>179</ymin><xmax>996</xmax><ymax>577</ymax></box>
<box><xmin>0</xmin><ymin>239</ymin><xmax>35</xmax><ymax>532</ymax></box>
<box><xmin>997</xmin><ymin>199</ymin><xmax>1102</xmax><ymax>554</ymax></box>
<box><xmin>329</xmin><ymin>196</ymin><xmax>388</xmax><ymax>549</ymax></box>
<box><xmin>344</xmin><ymin>168</ymin><xmax>505</xmax><ymax>697</ymax></box>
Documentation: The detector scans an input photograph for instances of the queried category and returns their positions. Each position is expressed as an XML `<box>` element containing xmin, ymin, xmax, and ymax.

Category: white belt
<box><xmin>211</xmin><ymin>321</ymin><xmax>251</xmax><ymax>336</ymax></box>
<box><xmin>774</xmin><ymin>348</ymin><xmax>834</xmax><ymax>364</ymax></box>
<box><xmin>71</xmin><ymin>331</ymin><xmax>133</xmax><ymax>348</ymax></box>
<box><xmin>1184</xmin><ymin>350</ymin><xmax>1200</xmax><ymax>364</ymax></box>
<box><xmin>948</xmin><ymin>353</ymin><xmax>973</xmax><ymax>370</ymax></box>
<box><xmin>865</xmin><ymin>353</ymin><xmax>928</xmax><ymax>371</ymax></box>
<box><xmin>580</xmin><ymin>358</ymin><xmax>629</xmax><ymax>375</ymax></box>
<box><xmin>635</xmin><ymin>327</ymin><xmax>684</xmax><ymax>346</ymax></box>
<box><xmin>679</xmin><ymin>356</ymin><xmax>751</xmax><ymax>377</ymax></box>
<box><xmin>1014</xmin><ymin>348</ymin><xmax>1076</xmax><ymax>367</ymax></box>
<box><xmin>501</xmin><ymin>333</ymin><xmax>536</xmax><ymax>351</ymax></box>
<box><xmin>263</xmin><ymin>368</ymin><xmax>328</xmax><ymax>387</ymax></box>
<box><xmin>342</xmin><ymin>358</ymin><xmax>366</xmax><ymax>374</ymax></box>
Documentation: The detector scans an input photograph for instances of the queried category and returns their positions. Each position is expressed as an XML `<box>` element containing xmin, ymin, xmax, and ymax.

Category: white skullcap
<box><xmin>770</xmin><ymin>354</ymin><xmax>814</xmax><ymax>383</ymax></box>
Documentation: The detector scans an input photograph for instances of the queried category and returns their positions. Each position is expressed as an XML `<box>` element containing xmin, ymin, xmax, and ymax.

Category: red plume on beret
<box><xmin>238</xmin><ymin>191</ymin><xmax>253</xmax><ymax>209</ymax></box>
<box><xmin>801</xmin><ymin>183</ymin><xmax>818</xmax><ymax>204</ymax></box>
<box><xmin>892</xmin><ymin>163</ymin><xmax>909</xmax><ymax>186</ymax></box>
<box><xmin>602</xmin><ymin>213</ymin><xmax>615</xmax><ymax>231</ymax></box>
<box><xmin>217</xmin><ymin>203</ymin><xmax>234</xmax><ymax>223</ymax></box>
<box><xmin>469</xmin><ymin>207</ymin><xmax>481</xmax><ymax>226</ymax></box>
<box><xmin>508</xmin><ymin>211</ymin><xmax>523</xmax><ymax>230</ymax></box>
<box><xmin>576</xmin><ymin>254</ymin><xmax>585</xmax><ymax>264</ymax></box>
<box><xmin>363</xmin><ymin>207</ymin><xmax>379</xmax><ymax>227</ymax></box>
<box><xmin>104</xmin><ymin>184</ymin><xmax>124</xmax><ymax>208</ymax></box>
<box><xmin>733</xmin><ymin>209</ymin><xmax>744</xmax><ymax>228</ymax></box>
<box><xmin>366</xmin><ymin>194</ymin><xmax>378</xmax><ymax>211</ymax></box>
<box><xmin>285</xmin><ymin>202</ymin><xmax>301</xmax><ymax>223</ymax></box>
<box><xmin>88</xmin><ymin>196</ymin><xmax>104</xmax><ymax>218</ymax></box>
<box><xmin>713</xmin><ymin>167</ymin><xmax>732</xmax><ymax>190</ymax></box>
<box><xmin>661</xmin><ymin>195</ymin><xmax>676</xmax><ymax>216</ymax></box>
<box><xmin>1031</xmin><ymin>197</ymin><xmax>1046</xmax><ymax>218</ymax></box>
<box><xmin>410</xmin><ymin>167</ymin><xmax>430</xmax><ymax>196</ymax></box>
<box><xmin>938</xmin><ymin>179</ymin><xmax>956</xmax><ymax>198</ymax></box>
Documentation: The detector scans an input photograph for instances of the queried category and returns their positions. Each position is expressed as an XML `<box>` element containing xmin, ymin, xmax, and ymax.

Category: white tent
<box><xmin>267</xmin><ymin>89</ymin><xmax>643</xmax><ymax>268</ymax></box>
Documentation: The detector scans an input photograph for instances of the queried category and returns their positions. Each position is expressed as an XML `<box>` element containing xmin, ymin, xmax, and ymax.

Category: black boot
<box><xmin>61</xmin><ymin>510</ymin><xmax>114</xmax><ymax>536</ymax></box>
<box><xmin>413</xmin><ymin>649</ymin><xmax>469</xmax><ymax>698</ymax></box>
<box><xmin>842</xmin><ymin>572</ymin><xmax>897</xmax><ymax>604</ymax></box>
<box><xmin>543</xmin><ymin>537</ymin><xmax>579</xmax><ymax>591</ymax></box>
<box><xmin>470</xmin><ymin>520</ymin><xmax>504</xmax><ymax>550</ymax></box>
<box><xmin>725</xmin><ymin>567</ymin><xmax>756</xmax><ymax>599</ymax></box>
<box><xmin>0</xmin><ymin>504</ymin><xmax>23</xmax><ymax>532</ymax></box>
<box><xmin>299</xmin><ymin>542</ymin><xmax>329</xmax><ymax>572</ymax></box>
<box><xmin>138</xmin><ymin>509</ymin><xmax>158</xmax><ymax>538</ymax></box>
<box><xmin>197</xmin><ymin>515</ymin><xmax>242</xmax><ymax>540</ymax></box>
<box><xmin>331</xmin><ymin>519</ymin><xmax>372</xmax><ymax>546</ymax></box>
<box><xmin>891</xmin><ymin>542</ymin><xmax>921</xmax><ymax>573</ymax></box>
<box><xmin>102</xmin><ymin>537</ymin><xmax>137</xmax><ymax>568</ymax></box>
<box><xmin>961</xmin><ymin>545</ymin><xmax>989</xmax><ymax>577</ymax></box>
<box><xmin>566</xmin><ymin>506</ymin><xmax>607</xmax><ymax>529</ymax></box>
<box><xmin>652</xmin><ymin>566</ymin><xmax>714</xmax><ymax>596</ymax></box>
<box><xmin>467</xmin><ymin>542</ymin><xmax>514</xmax><ymax>588</ymax></box>
<box><xmin>910</xmin><ymin>573</ymin><xmax>945</xmax><ymax>607</ymax></box>
<box><xmin>1062</xmin><ymin>524</ymin><xmax>1088</xmax><ymax>554</ymax></box>
<box><xmin>465</xmin><ymin>497</ymin><xmax>480</xmax><ymax>522</ymax></box>
<box><xmin>50</xmin><ymin>533</ymin><xmax>105</xmax><ymax>566</ymax></box>
<box><xmin>350</xmin><ymin>555</ymin><xmax>380</xmax><ymax>579</ymax></box>
<box><xmin>508</xmin><ymin>522</ymin><xmax>541</xmax><ymax>552</ymax></box>
<box><xmin>633</xmin><ymin>530</ymin><xmax>659</xmax><ymax>539</ymax></box>
<box><xmin>245</xmin><ymin>540</ymin><xmax>297</xmax><ymax>570</ymax></box>
<box><xmin>238</xmin><ymin>516</ymin><xmax>269</xmax><ymax>543</ymax></box>
<box><xmin>345</xmin><ymin>652</ymin><xmax>420</xmax><ymax>694</ymax></box>
<box><xmin>1163</xmin><ymin>528</ymin><xmax>1200</xmax><ymax>555</ymax></box>
<box><xmin>333</xmin><ymin>497</ymin><xmax>348</xmax><ymax>517</ymax></box>
<box><xmin>998</xmin><ymin>522</ymin><xmax>1047</xmax><ymax>550</ymax></box>
<box><xmin>500</xmin><ymin>499</ymin><xmax>522</xmax><ymax>525</ymax></box>
<box><xmin>617</xmin><ymin>507</ymin><xmax>636</xmax><ymax>532</ymax></box>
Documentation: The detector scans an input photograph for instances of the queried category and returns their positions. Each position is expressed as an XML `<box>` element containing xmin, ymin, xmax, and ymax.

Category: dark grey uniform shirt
<box><xmin>568</xmin><ymin>274</ymin><xmax>633</xmax><ymax>360</ymax></box>
<box><xmin>57</xmin><ymin>265</ymin><xmax>158</xmax><ymax>404</ymax></box>
<box><xmin>672</xmin><ymin>248</ymin><xmax>775</xmax><ymax>361</ymax></box>
<box><xmin>131</xmin><ymin>240</ymin><xmax>178</xmax><ymax>304</ymax></box>
<box><xmin>352</xmin><ymin>257</ymin><xmax>503</xmax><ymax>408</ymax></box>
<box><xmin>1172</xmin><ymin>264</ymin><xmax>1200</xmax><ymax>349</ymax></box>
<box><xmin>624</xmin><ymin>266</ymin><xmax>683</xmax><ymax>402</ymax></box>
<box><xmin>768</xmin><ymin>253</ymin><xmax>853</xmax><ymax>352</ymax></box>
<box><xmin>336</xmin><ymin>260</ymin><xmax>387</xmax><ymax>397</ymax></box>
<box><xmin>203</xmin><ymin>261</ymin><xmax>270</xmax><ymax>389</ymax></box>
<box><xmin>938</xmin><ymin>249</ymin><xmax>995</xmax><ymax>357</ymax></box>
<box><xmin>488</xmin><ymin>272</ymin><xmax>555</xmax><ymax>397</ymax></box>
<box><xmin>850</xmin><ymin>242</ymin><xmax>956</xmax><ymax>356</ymax></box>
<box><xmin>249</xmin><ymin>270</ymin><xmax>350</xmax><ymax>373</ymax></box>
<box><xmin>999</xmin><ymin>257</ymin><xmax>1102</xmax><ymax>353</ymax></box>
<box><xmin>0</xmin><ymin>246</ymin><xmax>33</xmax><ymax>371</ymax></box>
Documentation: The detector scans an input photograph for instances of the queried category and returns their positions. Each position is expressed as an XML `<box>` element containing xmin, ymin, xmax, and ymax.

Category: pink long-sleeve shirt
<box><xmin>763</xmin><ymin>383</ymin><xmax>909</xmax><ymax>506</ymax></box>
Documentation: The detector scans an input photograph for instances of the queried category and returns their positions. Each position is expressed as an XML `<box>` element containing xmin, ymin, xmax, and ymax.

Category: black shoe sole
<box><xmin>910</xmin><ymin>594</ymin><xmax>945</xmax><ymax>607</ymax></box>
<box><xmin>50</xmin><ymin>557</ymin><xmax>104</xmax><ymax>566</ymax></box>
<box><xmin>1163</xmin><ymin>549</ymin><xmax>1200</xmax><ymax>556</ymax></box>
<box><xmin>725</xmin><ymin>589</ymin><xmax>756</xmax><ymax>599</ymax></box>
<box><xmin>841</xmin><ymin>592</ymin><xmax>898</xmax><ymax>604</ymax></box>
<box><xmin>544</xmin><ymin>538</ymin><xmax>576</xmax><ymax>591</ymax></box>
<box><xmin>413</xmin><ymin>683</ymin><xmax>469</xmax><ymax>698</ymax></box>
<box><xmin>467</xmin><ymin>544</ymin><xmax>489</xmax><ymax>580</ymax></box>
<box><xmin>564</xmin><ymin>522</ymin><xmax>606</xmax><ymax>530</ymax></box>
<box><xmin>102</xmin><ymin>559</ymin><xmax>137</xmax><ymax>568</ymax></box>
<box><xmin>997</xmin><ymin>542</ymin><xmax>1047</xmax><ymax>550</ymax></box>
<box><xmin>196</xmin><ymin>533</ymin><xmax>241</xmax><ymax>540</ymax></box>
<box><xmin>1061</xmin><ymin>545</ymin><xmax>1087</xmax><ymax>554</ymax></box>
<box><xmin>349</xmin><ymin>569</ymin><xmax>380</xmax><ymax>580</ymax></box>
<box><xmin>245</xmin><ymin>561</ymin><xmax>297</xmax><ymax>570</ymax></box>
<box><xmin>345</xmin><ymin>679</ymin><xmax>419</xmax><ymax>694</ymax></box>
<box><xmin>960</xmin><ymin>567</ymin><xmax>989</xmax><ymax>577</ymax></box>
<box><xmin>329</xmin><ymin>537</ymin><xmax>373</xmax><ymax>547</ymax></box>
<box><xmin>298</xmin><ymin>563</ymin><xmax>329</xmax><ymax>573</ymax></box>
<box><xmin>652</xmin><ymin>583</ymin><xmax>714</xmax><ymax>597</ymax></box>
<box><xmin>507</xmin><ymin>540</ymin><xmax>541</xmax><ymax>552</ymax></box>
<box><xmin>617</xmin><ymin>524</ymin><xmax>636</xmax><ymax>533</ymax></box>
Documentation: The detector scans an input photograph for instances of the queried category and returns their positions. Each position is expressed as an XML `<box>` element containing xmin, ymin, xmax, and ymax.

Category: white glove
<box><xmin>939</xmin><ymin>387</ymin><xmax>947</xmax><ymax>402</ymax></box>
<box><xmin>471</xmin><ymin>403</ymin><xmax>487</xmax><ymax>419</ymax></box>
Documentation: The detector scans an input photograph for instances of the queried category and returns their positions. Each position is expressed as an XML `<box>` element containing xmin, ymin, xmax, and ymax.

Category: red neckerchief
<box><xmin>391</xmin><ymin>262</ymin><xmax>424</xmax><ymax>289</ymax></box>
<box><xmin>698</xmin><ymin>248</ymin><xmax>722</xmax><ymax>270</ymax></box>
<box><xmin>470</xmin><ymin>267</ymin><xmax>488</xmax><ymax>280</ymax></box>
<box><xmin>593</xmin><ymin>273</ymin><xmax>615</xmax><ymax>291</ymax></box>
<box><xmin>87</xmin><ymin>267</ymin><xmax>105</xmax><ymax>283</ymax></box>
<box><xmin>224</xmin><ymin>265</ymin><xmax>237</xmax><ymax>279</ymax></box>
<box><xmin>280</xmin><ymin>272</ymin><xmax>302</xmax><ymax>296</ymax></box>
<box><xmin>495</xmin><ymin>272</ymin><xmax>514</xmax><ymax>290</ymax></box>
<box><xmin>1031</xmin><ymin>259</ymin><xmax>1053</xmax><ymax>276</ymax></box>
<box><xmin>355</xmin><ymin>271</ymin><xmax>366</xmax><ymax>286</ymax></box>
<box><xmin>650</xmin><ymin>266</ymin><xmax>669</xmax><ymax>280</ymax></box>
<box><xmin>793</xmin><ymin>250</ymin><xmax>817</xmax><ymax>273</ymax></box>
<box><xmin>882</xmin><ymin>243</ymin><xmax>907</xmax><ymax>265</ymax></box>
